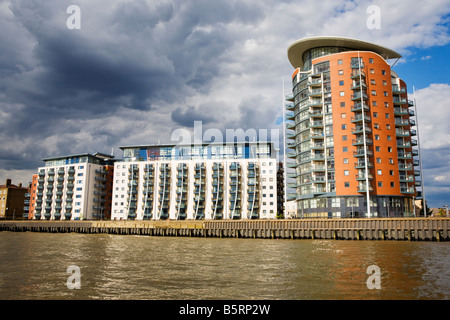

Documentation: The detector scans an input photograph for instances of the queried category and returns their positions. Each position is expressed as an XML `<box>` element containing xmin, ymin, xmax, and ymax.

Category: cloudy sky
<box><xmin>0</xmin><ymin>0</ymin><xmax>449</xmax><ymax>208</ymax></box>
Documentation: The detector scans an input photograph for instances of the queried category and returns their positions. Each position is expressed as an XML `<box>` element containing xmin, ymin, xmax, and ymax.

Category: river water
<box><xmin>0</xmin><ymin>231</ymin><xmax>448</xmax><ymax>300</ymax></box>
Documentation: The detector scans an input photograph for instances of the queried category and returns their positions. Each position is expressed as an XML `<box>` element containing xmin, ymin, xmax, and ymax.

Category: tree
<box><xmin>418</xmin><ymin>200</ymin><xmax>432</xmax><ymax>217</ymax></box>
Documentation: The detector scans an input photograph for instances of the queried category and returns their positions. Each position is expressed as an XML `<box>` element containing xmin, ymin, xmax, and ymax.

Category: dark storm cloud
<box><xmin>171</xmin><ymin>105</ymin><xmax>216</xmax><ymax>126</ymax></box>
<box><xmin>0</xmin><ymin>0</ymin><xmax>267</xmax><ymax>172</ymax></box>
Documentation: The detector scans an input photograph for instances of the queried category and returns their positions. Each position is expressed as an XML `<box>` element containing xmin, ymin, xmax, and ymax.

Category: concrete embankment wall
<box><xmin>0</xmin><ymin>218</ymin><xmax>449</xmax><ymax>241</ymax></box>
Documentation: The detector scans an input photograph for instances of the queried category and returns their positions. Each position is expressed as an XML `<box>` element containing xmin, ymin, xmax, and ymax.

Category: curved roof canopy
<box><xmin>287</xmin><ymin>36</ymin><xmax>401</xmax><ymax>68</ymax></box>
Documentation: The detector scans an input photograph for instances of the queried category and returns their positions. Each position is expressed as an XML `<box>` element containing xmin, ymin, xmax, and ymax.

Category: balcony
<box><xmin>392</xmin><ymin>85</ymin><xmax>406</xmax><ymax>94</ymax></box>
<box><xmin>351</xmin><ymin>126</ymin><xmax>372</xmax><ymax>135</ymax></box>
<box><xmin>393</xmin><ymin>97</ymin><xmax>407</xmax><ymax>104</ymax></box>
<box><xmin>399</xmin><ymin>163</ymin><xmax>413</xmax><ymax>171</ymax></box>
<box><xmin>286</xmin><ymin>112</ymin><xmax>295</xmax><ymax>120</ymax></box>
<box><xmin>399</xmin><ymin>175</ymin><xmax>414</xmax><ymax>182</ymax></box>
<box><xmin>394</xmin><ymin>107</ymin><xmax>408</xmax><ymax>115</ymax></box>
<box><xmin>309</xmin><ymin>111</ymin><xmax>323</xmax><ymax>118</ymax></box>
<box><xmin>357</xmin><ymin>185</ymin><xmax>374</xmax><ymax>193</ymax></box>
<box><xmin>401</xmin><ymin>187</ymin><xmax>415</xmax><ymax>194</ymax></box>
<box><xmin>287</xmin><ymin>152</ymin><xmax>297</xmax><ymax>159</ymax></box>
<box><xmin>144</xmin><ymin>166</ymin><xmax>154</xmax><ymax>172</ymax></box>
<box><xmin>311</xmin><ymin>153</ymin><xmax>325</xmax><ymax>161</ymax></box>
<box><xmin>352</xmin><ymin>138</ymin><xmax>373</xmax><ymax>146</ymax></box>
<box><xmin>351</xmin><ymin>81</ymin><xmax>367</xmax><ymax>90</ymax></box>
<box><xmin>350</xmin><ymin>92</ymin><xmax>369</xmax><ymax>101</ymax></box>
<box><xmin>397</xmin><ymin>152</ymin><xmax>412</xmax><ymax>159</ymax></box>
<box><xmin>309</xmin><ymin>120</ymin><xmax>324</xmax><ymax>128</ymax></box>
<box><xmin>353</xmin><ymin>149</ymin><xmax>373</xmax><ymax>157</ymax></box>
<box><xmin>286</xmin><ymin>103</ymin><xmax>295</xmax><ymax>111</ymax></box>
<box><xmin>356</xmin><ymin>173</ymin><xmax>373</xmax><ymax>180</ymax></box>
<box><xmin>397</xmin><ymin>141</ymin><xmax>411</xmax><ymax>148</ymax></box>
<box><xmin>351</xmin><ymin>114</ymin><xmax>371</xmax><ymax>123</ymax></box>
<box><xmin>351</xmin><ymin>70</ymin><xmax>366</xmax><ymax>79</ymax></box>
<box><xmin>354</xmin><ymin>161</ymin><xmax>373</xmax><ymax>169</ymax></box>
<box><xmin>286</xmin><ymin>122</ymin><xmax>296</xmax><ymax>130</ymax></box>
<box><xmin>309</xmin><ymin>89</ymin><xmax>323</xmax><ymax>97</ymax></box>
<box><xmin>351</xmin><ymin>103</ymin><xmax>370</xmax><ymax>112</ymax></box>
<box><xmin>395</xmin><ymin>118</ymin><xmax>410</xmax><ymax>126</ymax></box>
<box><xmin>311</xmin><ymin>187</ymin><xmax>326</xmax><ymax>194</ymax></box>
<box><xmin>309</xmin><ymin>99</ymin><xmax>323</xmax><ymax>107</ymax></box>
<box><xmin>396</xmin><ymin>129</ymin><xmax>410</xmax><ymax>137</ymax></box>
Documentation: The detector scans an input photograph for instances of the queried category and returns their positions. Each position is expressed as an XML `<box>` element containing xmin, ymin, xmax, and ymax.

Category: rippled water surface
<box><xmin>0</xmin><ymin>232</ymin><xmax>448</xmax><ymax>299</ymax></box>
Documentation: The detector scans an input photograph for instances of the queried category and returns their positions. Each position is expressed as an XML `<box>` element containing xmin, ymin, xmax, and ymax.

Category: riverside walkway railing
<box><xmin>0</xmin><ymin>218</ymin><xmax>449</xmax><ymax>241</ymax></box>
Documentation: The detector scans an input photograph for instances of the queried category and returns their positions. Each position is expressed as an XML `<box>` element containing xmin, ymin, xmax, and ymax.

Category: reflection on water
<box><xmin>0</xmin><ymin>232</ymin><xmax>448</xmax><ymax>300</ymax></box>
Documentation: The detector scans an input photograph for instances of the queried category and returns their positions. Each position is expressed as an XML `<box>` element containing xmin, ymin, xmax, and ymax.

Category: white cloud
<box><xmin>414</xmin><ymin>83</ymin><xmax>450</xmax><ymax>149</ymax></box>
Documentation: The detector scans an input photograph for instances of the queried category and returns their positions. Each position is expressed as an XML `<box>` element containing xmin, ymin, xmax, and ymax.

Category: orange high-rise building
<box><xmin>286</xmin><ymin>36</ymin><xmax>420</xmax><ymax>218</ymax></box>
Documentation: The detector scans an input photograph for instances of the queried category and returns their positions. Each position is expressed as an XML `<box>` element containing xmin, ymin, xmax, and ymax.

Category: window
<box><xmin>344</xmin><ymin>170</ymin><xmax>349</xmax><ymax>176</ymax></box>
<box><xmin>369</xmin><ymin>58</ymin><xmax>374</xmax><ymax>63</ymax></box>
<box><xmin>382</xmin><ymin>70</ymin><xmax>386</xmax><ymax>75</ymax></box>
<box><xmin>378</xmin><ymin>182</ymin><xmax>383</xmax><ymax>187</ymax></box>
<box><xmin>386</xmin><ymin>124</ymin><xmax>391</xmax><ymax>130</ymax></box>
<box><xmin>344</xmin><ymin>182</ymin><xmax>350</xmax><ymax>187</ymax></box>
<box><xmin>390</xmin><ymin>170</ymin><xmax>394</xmax><ymax>176</ymax></box>
<box><xmin>375</xmin><ymin>135</ymin><xmax>380</xmax><ymax>140</ymax></box>
<box><xmin>338</xmin><ymin>59</ymin><xmax>343</xmax><ymax>65</ymax></box>
<box><xmin>343</xmin><ymin>158</ymin><xmax>349</xmax><ymax>164</ymax></box>
<box><xmin>390</xmin><ymin>182</ymin><xmax>395</xmax><ymax>187</ymax></box>
<box><xmin>371</xmin><ymin>79</ymin><xmax>376</xmax><ymax>85</ymax></box>
<box><xmin>389</xmin><ymin>158</ymin><xmax>394</xmax><ymax>164</ymax></box>
<box><xmin>339</xmin><ymin>80</ymin><xmax>344</xmax><ymax>86</ymax></box>
<box><xmin>371</xmin><ymin>90</ymin><xmax>377</xmax><ymax>96</ymax></box>
<box><xmin>388</xmin><ymin>147</ymin><xmax>392</xmax><ymax>152</ymax></box>
<box><xmin>376</xmin><ymin>158</ymin><xmax>381</xmax><ymax>163</ymax></box>
<box><xmin>340</xmin><ymin>91</ymin><xmax>345</xmax><ymax>96</ymax></box>
<box><xmin>332</xmin><ymin>198</ymin><xmax>340</xmax><ymax>207</ymax></box>
<box><xmin>384</xmin><ymin>91</ymin><xmax>388</xmax><ymax>97</ymax></box>
<box><xmin>383</xmin><ymin>80</ymin><xmax>387</xmax><ymax>86</ymax></box>
<box><xmin>341</xmin><ymin>113</ymin><xmax>346</xmax><ymax>119</ymax></box>
<box><xmin>338</xmin><ymin>70</ymin><xmax>344</xmax><ymax>75</ymax></box>
<box><xmin>342</xmin><ymin>124</ymin><xmax>347</xmax><ymax>130</ymax></box>
<box><xmin>370</xmin><ymin>69</ymin><xmax>375</xmax><ymax>74</ymax></box>
<box><xmin>343</xmin><ymin>147</ymin><xmax>348</xmax><ymax>152</ymax></box>
<box><xmin>376</xmin><ymin>146</ymin><xmax>381</xmax><ymax>152</ymax></box>
<box><xmin>387</xmin><ymin>135</ymin><xmax>391</xmax><ymax>141</ymax></box>
<box><xmin>340</xmin><ymin>102</ymin><xmax>345</xmax><ymax>107</ymax></box>
<box><xmin>372</xmin><ymin>101</ymin><xmax>377</xmax><ymax>107</ymax></box>
<box><xmin>377</xmin><ymin>169</ymin><xmax>382</xmax><ymax>175</ymax></box>
<box><xmin>77</xmin><ymin>173</ymin><xmax>83</xmax><ymax>176</ymax></box>
<box><xmin>373</xmin><ymin>112</ymin><xmax>378</xmax><ymax>118</ymax></box>
<box><xmin>342</xmin><ymin>135</ymin><xmax>347</xmax><ymax>141</ymax></box>
<box><xmin>385</xmin><ymin>113</ymin><xmax>390</xmax><ymax>118</ymax></box>
<box><xmin>385</xmin><ymin>102</ymin><xmax>389</xmax><ymax>108</ymax></box>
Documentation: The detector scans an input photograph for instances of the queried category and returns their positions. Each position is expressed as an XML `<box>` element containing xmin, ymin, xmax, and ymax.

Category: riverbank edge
<box><xmin>1</xmin><ymin>218</ymin><xmax>449</xmax><ymax>241</ymax></box>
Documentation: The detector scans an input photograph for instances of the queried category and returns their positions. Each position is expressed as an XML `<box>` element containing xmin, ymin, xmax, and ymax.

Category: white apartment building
<box><xmin>111</xmin><ymin>142</ymin><xmax>278</xmax><ymax>220</ymax></box>
<box><xmin>33</xmin><ymin>153</ymin><xmax>114</xmax><ymax>220</ymax></box>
